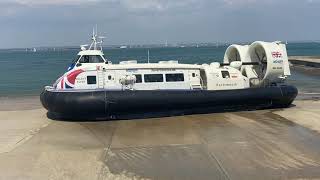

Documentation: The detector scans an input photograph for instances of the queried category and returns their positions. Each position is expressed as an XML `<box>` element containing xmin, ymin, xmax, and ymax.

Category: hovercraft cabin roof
<box><xmin>77</xmin><ymin>50</ymin><xmax>104</xmax><ymax>56</ymax></box>
<box><xmin>105</xmin><ymin>62</ymin><xmax>203</xmax><ymax>70</ymax></box>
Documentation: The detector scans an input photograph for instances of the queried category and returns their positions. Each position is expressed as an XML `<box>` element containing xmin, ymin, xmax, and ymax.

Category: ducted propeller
<box><xmin>252</xmin><ymin>47</ymin><xmax>268</xmax><ymax>80</ymax></box>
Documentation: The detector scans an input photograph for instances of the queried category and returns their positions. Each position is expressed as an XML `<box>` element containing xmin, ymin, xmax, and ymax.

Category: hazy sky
<box><xmin>1</xmin><ymin>0</ymin><xmax>320</xmax><ymax>48</ymax></box>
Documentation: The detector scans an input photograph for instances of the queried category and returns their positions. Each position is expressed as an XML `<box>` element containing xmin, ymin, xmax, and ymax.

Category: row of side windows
<box><xmin>85</xmin><ymin>73</ymin><xmax>185</xmax><ymax>85</ymax></box>
<box><xmin>166</xmin><ymin>74</ymin><xmax>184</xmax><ymax>82</ymax></box>
<box><xmin>135</xmin><ymin>73</ymin><xmax>184</xmax><ymax>83</ymax></box>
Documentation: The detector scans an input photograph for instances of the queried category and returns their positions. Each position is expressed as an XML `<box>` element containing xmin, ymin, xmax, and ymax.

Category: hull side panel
<box><xmin>40</xmin><ymin>86</ymin><xmax>298</xmax><ymax>118</ymax></box>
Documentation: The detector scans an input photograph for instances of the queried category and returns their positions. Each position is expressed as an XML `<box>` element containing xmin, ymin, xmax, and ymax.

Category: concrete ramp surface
<box><xmin>0</xmin><ymin>99</ymin><xmax>320</xmax><ymax>180</ymax></box>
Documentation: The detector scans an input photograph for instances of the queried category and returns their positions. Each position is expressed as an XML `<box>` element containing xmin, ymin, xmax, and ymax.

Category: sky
<box><xmin>1</xmin><ymin>0</ymin><xmax>320</xmax><ymax>48</ymax></box>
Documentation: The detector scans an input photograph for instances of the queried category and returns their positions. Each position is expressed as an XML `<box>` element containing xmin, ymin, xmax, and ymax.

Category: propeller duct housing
<box><xmin>223</xmin><ymin>45</ymin><xmax>249</xmax><ymax>64</ymax></box>
<box><xmin>224</xmin><ymin>41</ymin><xmax>291</xmax><ymax>86</ymax></box>
<box><xmin>246</xmin><ymin>41</ymin><xmax>290</xmax><ymax>84</ymax></box>
<box><xmin>223</xmin><ymin>44</ymin><xmax>257</xmax><ymax>79</ymax></box>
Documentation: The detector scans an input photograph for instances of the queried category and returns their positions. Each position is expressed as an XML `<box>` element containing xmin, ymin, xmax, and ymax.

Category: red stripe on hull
<box><xmin>67</xmin><ymin>69</ymin><xmax>84</xmax><ymax>85</ymax></box>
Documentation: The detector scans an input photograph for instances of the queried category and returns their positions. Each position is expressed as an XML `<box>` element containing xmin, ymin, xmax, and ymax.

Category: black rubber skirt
<box><xmin>40</xmin><ymin>85</ymin><xmax>298</xmax><ymax>118</ymax></box>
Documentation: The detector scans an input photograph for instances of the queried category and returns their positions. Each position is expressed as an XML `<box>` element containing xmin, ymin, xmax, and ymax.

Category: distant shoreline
<box><xmin>1</xmin><ymin>41</ymin><xmax>320</xmax><ymax>51</ymax></box>
<box><xmin>289</xmin><ymin>56</ymin><xmax>320</xmax><ymax>76</ymax></box>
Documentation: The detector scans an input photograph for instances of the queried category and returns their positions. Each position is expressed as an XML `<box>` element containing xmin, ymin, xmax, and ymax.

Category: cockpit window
<box><xmin>78</xmin><ymin>55</ymin><xmax>105</xmax><ymax>63</ymax></box>
<box><xmin>72</xmin><ymin>55</ymin><xmax>81</xmax><ymax>64</ymax></box>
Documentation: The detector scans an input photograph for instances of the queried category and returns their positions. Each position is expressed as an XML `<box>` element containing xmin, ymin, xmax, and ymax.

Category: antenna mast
<box><xmin>87</xmin><ymin>26</ymin><xmax>105</xmax><ymax>52</ymax></box>
<box><xmin>147</xmin><ymin>50</ymin><xmax>150</xmax><ymax>63</ymax></box>
<box><xmin>93</xmin><ymin>27</ymin><xmax>97</xmax><ymax>50</ymax></box>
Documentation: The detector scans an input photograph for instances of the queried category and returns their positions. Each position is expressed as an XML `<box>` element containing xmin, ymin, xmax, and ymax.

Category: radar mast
<box><xmin>83</xmin><ymin>26</ymin><xmax>105</xmax><ymax>51</ymax></box>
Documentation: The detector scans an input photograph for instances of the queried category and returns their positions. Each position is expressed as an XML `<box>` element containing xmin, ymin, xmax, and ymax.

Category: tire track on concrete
<box><xmin>95</xmin><ymin>121</ymin><xmax>121</xmax><ymax>180</ymax></box>
<box><xmin>226</xmin><ymin>112</ymin><xmax>320</xmax><ymax>170</ymax></box>
<box><xmin>185</xmin><ymin>114</ymin><xmax>232</xmax><ymax>180</ymax></box>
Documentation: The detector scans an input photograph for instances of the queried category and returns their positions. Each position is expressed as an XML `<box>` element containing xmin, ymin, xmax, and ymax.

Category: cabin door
<box><xmin>189</xmin><ymin>70</ymin><xmax>202</xmax><ymax>90</ymax></box>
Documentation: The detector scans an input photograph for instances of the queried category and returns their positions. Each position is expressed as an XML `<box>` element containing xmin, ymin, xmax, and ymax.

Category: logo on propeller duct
<box><xmin>272</xmin><ymin>52</ymin><xmax>282</xmax><ymax>58</ymax></box>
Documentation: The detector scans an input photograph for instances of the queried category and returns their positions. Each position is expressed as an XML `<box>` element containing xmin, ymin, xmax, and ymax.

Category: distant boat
<box><xmin>33</xmin><ymin>48</ymin><xmax>37</xmax><ymax>52</ymax></box>
<box><xmin>120</xmin><ymin>45</ymin><xmax>127</xmax><ymax>49</ymax></box>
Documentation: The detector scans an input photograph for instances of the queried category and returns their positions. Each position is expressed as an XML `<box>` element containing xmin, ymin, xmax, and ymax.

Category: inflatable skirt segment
<box><xmin>40</xmin><ymin>85</ymin><xmax>298</xmax><ymax>118</ymax></box>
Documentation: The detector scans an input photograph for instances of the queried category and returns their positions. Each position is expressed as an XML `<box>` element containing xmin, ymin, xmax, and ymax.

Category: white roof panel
<box><xmin>77</xmin><ymin>50</ymin><xmax>104</xmax><ymax>56</ymax></box>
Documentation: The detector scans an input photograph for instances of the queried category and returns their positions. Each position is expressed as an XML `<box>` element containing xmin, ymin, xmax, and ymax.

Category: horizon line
<box><xmin>1</xmin><ymin>40</ymin><xmax>320</xmax><ymax>50</ymax></box>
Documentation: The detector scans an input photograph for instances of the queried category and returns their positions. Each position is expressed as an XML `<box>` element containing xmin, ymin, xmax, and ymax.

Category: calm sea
<box><xmin>0</xmin><ymin>42</ymin><xmax>319</xmax><ymax>97</ymax></box>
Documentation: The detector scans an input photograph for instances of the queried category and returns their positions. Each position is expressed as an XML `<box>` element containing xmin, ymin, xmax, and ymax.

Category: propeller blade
<box><xmin>255</xmin><ymin>49</ymin><xmax>261</xmax><ymax>61</ymax></box>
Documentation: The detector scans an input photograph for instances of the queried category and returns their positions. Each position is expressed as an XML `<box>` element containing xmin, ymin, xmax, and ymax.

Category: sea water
<box><xmin>0</xmin><ymin>43</ymin><xmax>319</xmax><ymax>97</ymax></box>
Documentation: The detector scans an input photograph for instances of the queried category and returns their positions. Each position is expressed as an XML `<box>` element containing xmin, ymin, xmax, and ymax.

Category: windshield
<box><xmin>78</xmin><ymin>55</ymin><xmax>105</xmax><ymax>63</ymax></box>
<box><xmin>72</xmin><ymin>55</ymin><xmax>81</xmax><ymax>64</ymax></box>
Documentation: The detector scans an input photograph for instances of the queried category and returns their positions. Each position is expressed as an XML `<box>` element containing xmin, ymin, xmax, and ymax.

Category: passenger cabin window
<box><xmin>192</xmin><ymin>73</ymin><xmax>196</xmax><ymax>77</ymax></box>
<box><xmin>144</xmin><ymin>74</ymin><xmax>163</xmax><ymax>83</ymax></box>
<box><xmin>79</xmin><ymin>55</ymin><xmax>105</xmax><ymax>63</ymax></box>
<box><xmin>134</xmin><ymin>75</ymin><xmax>142</xmax><ymax>83</ymax></box>
<box><xmin>221</xmin><ymin>71</ymin><xmax>230</xmax><ymax>78</ymax></box>
<box><xmin>87</xmin><ymin>76</ymin><xmax>97</xmax><ymax>84</ymax></box>
<box><xmin>166</xmin><ymin>73</ymin><xmax>184</xmax><ymax>82</ymax></box>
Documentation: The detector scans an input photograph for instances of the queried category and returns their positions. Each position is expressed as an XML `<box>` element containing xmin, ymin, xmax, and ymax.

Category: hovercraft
<box><xmin>40</xmin><ymin>31</ymin><xmax>298</xmax><ymax>119</ymax></box>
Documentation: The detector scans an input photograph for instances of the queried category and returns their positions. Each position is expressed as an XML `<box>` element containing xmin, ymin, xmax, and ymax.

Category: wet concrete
<box><xmin>1</xmin><ymin>103</ymin><xmax>320</xmax><ymax>179</ymax></box>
